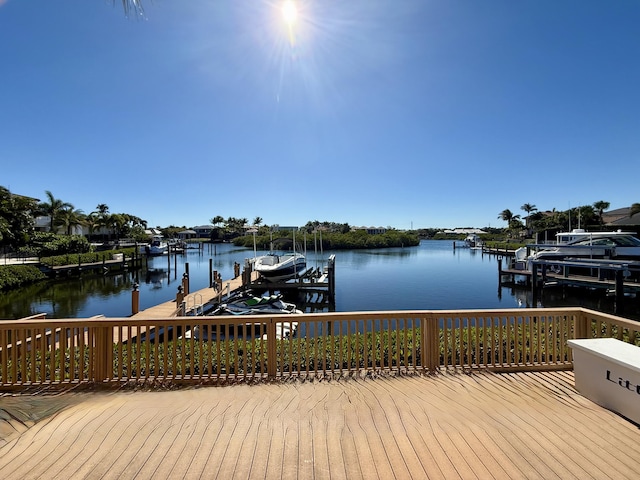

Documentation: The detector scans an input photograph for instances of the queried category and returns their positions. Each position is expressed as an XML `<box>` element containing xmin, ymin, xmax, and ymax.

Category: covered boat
<box><xmin>253</xmin><ymin>252</ymin><xmax>306</xmax><ymax>282</ymax></box>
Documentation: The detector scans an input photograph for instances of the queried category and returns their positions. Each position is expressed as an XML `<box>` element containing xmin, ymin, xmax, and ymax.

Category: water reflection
<box><xmin>1</xmin><ymin>241</ymin><xmax>638</xmax><ymax>320</ymax></box>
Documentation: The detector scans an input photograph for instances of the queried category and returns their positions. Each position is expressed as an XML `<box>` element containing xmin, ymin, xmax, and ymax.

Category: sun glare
<box><xmin>282</xmin><ymin>0</ymin><xmax>298</xmax><ymax>26</ymax></box>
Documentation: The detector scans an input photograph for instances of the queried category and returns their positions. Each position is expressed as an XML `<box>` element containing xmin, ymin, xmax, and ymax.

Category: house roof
<box><xmin>603</xmin><ymin>207</ymin><xmax>640</xmax><ymax>227</ymax></box>
<box><xmin>442</xmin><ymin>228</ymin><xmax>487</xmax><ymax>234</ymax></box>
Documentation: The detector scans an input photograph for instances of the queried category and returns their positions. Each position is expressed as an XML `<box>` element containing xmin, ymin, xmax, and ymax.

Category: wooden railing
<box><xmin>1</xmin><ymin>308</ymin><xmax>639</xmax><ymax>390</ymax></box>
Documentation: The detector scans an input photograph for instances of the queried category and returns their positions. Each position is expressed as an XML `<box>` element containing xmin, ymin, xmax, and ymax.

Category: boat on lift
<box><xmin>253</xmin><ymin>252</ymin><xmax>307</xmax><ymax>282</ymax></box>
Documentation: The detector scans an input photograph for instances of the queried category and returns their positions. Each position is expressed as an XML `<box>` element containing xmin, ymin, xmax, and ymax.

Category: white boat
<box><xmin>551</xmin><ymin>229</ymin><xmax>637</xmax><ymax>245</ymax></box>
<box><xmin>146</xmin><ymin>235</ymin><xmax>168</xmax><ymax>256</ymax></box>
<box><xmin>253</xmin><ymin>252</ymin><xmax>307</xmax><ymax>282</ymax></box>
<box><xmin>530</xmin><ymin>232</ymin><xmax>640</xmax><ymax>262</ymax></box>
<box><xmin>464</xmin><ymin>234</ymin><xmax>483</xmax><ymax>248</ymax></box>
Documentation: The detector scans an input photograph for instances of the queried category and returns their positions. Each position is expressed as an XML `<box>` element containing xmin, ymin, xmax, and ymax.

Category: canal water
<box><xmin>1</xmin><ymin>240</ymin><xmax>638</xmax><ymax>320</ymax></box>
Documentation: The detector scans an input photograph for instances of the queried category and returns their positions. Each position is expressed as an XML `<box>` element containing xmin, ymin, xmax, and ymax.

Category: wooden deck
<box><xmin>2</xmin><ymin>370</ymin><xmax>640</xmax><ymax>479</ymax></box>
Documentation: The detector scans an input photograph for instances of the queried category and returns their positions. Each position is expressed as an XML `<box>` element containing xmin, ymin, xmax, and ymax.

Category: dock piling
<box><xmin>131</xmin><ymin>283</ymin><xmax>140</xmax><ymax>315</ymax></box>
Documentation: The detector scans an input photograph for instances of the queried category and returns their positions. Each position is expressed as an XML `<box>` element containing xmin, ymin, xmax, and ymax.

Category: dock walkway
<box><xmin>2</xmin><ymin>371</ymin><xmax>640</xmax><ymax>479</ymax></box>
<box><xmin>131</xmin><ymin>271</ymin><xmax>259</xmax><ymax>320</ymax></box>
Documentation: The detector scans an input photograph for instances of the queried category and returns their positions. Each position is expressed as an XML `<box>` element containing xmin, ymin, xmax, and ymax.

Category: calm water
<box><xmin>1</xmin><ymin>240</ymin><xmax>638</xmax><ymax>319</ymax></box>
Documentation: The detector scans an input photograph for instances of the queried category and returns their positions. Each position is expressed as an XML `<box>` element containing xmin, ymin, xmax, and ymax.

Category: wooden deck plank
<box><xmin>2</xmin><ymin>371</ymin><xmax>640</xmax><ymax>479</ymax></box>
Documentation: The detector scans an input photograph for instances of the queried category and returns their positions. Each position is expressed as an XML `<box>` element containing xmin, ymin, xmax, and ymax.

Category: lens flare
<box><xmin>282</xmin><ymin>0</ymin><xmax>297</xmax><ymax>26</ymax></box>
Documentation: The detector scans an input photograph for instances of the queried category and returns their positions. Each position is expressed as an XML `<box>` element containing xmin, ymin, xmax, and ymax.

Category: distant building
<box><xmin>192</xmin><ymin>225</ymin><xmax>214</xmax><ymax>237</ymax></box>
<box><xmin>145</xmin><ymin>228</ymin><xmax>163</xmax><ymax>237</ymax></box>
<box><xmin>352</xmin><ymin>226</ymin><xmax>388</xmax><ymax>235</ymax></box>
<box><xmin>178</xmin><ymin>229</ymin><xmax>197</xmax><ymax>240</ymax></box>
<box><xmin>271</xmin><ymin>226</ymin><xmax>300</xmax><ymax>232</ymax></box>
<box><xmin>441</xmin><ymin>228</ymin><xmax>486</xmax><ymax>235</ymax></box>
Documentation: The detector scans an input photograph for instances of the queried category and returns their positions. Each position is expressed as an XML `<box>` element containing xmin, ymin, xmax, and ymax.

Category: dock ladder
<box><xmin>185</xmin><ymin>293</ymin><xmax>204</xmax><ymax>316</ymax></box>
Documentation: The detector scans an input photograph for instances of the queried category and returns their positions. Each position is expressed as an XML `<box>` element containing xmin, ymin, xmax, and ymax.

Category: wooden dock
<box><xmin>249</xmin><ymin>254</ymin><xmax>336</xmax><ymax>311</ymax></box>
<box><xmin>44</xmin><ymin>256</ymin><xmax>143</xmax><ymax>276</ymax></box>
<box><xmin>131</xmin><ymin>271</ymin><xmax>259</xmax><ymax>320</ymax></box>
<box><xmin>498</xmin><ymin>257</ymin><xmax>640</xmax><ymax>314</ymax></box>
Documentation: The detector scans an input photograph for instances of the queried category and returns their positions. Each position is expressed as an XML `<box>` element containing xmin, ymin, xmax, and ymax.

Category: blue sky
<box><xmin>1</xmin><ymin>1</ymin><xmax>639</xmax><ymax>230</ymax></box>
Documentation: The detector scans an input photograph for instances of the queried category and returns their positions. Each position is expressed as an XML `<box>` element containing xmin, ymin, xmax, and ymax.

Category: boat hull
<box><xmin>254</xmin><ymin>253</ymin><xmax>306</xmax><ymax>282</ymax></box>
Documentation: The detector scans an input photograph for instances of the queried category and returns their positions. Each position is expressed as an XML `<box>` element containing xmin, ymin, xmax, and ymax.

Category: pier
<box><xmin>42</xmin><ymin>253</ymin><xmax>143</xmax><ymax>276</ymax></box>
<box><xmin>498</xmin><ymin>256</ymin><xmax>640</xmax><ymax>314</ymax></box>
<box><xmin>248</xmin><ymin>254</ymin><xmax>336</xmax><ymax>311</ymax></box>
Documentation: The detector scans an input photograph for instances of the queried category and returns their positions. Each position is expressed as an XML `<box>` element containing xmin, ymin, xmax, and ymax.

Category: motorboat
<box><xmin>464</xmin><ymin>234</ymin><xmax>483</xmax><ymax>248</ymax></box>
<box><xmin>530</xmin><ymin>232</ymin><xmax>640</xmax><ymax>262</ymax></box>
<box><xmin>253</xmin><ymin>252</ymin><xmax>307</xmax><ymax>282</ymax></box>
<box><xmin>146</xmin><ymin>235</ymin><xmax>168</xmax><ymax>256</ymax></box>
<box><xmin>550</xmin><ymin>229</ymin><xmax>637</xmax><ymax>245</ymax></box>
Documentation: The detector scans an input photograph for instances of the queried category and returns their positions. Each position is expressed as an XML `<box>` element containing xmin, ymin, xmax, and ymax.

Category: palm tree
<box><xmin>630</xmin><ymin>203</ymin><xmax>640</xmax><ymax>218</ymax></box>
<box><xmin>56</xmin><ymin>207</ymin><xmax>86</xmax><ymax>235</ymax></box>
<box><xmin>38</xmin><ymin>191</ymin><xmax>73</xmax><ymax>232</ymax></box>
<box><xmin>253</xmin><ymin>217</ymin><xmax>263</xmax><ymax>227</ymax></box>
<box><xmin>86</xmin><ymin>213</ymin><xmax>100</xmax><ymax>239</ymax></box>
<box><xmin>87</xmin><ymin>204</ymin><xmax>111</xmax><ymax>240</ymax></box>
<box><xmin>498</xmin><ymin>209</ymin><xmax>515</xmax><ymax>226</ymax></box>
<box><xmin>209</xmin><ymin>215</ymin><xmax>224</xmax><ymax>228</ymax></box>
<box><xmin>93</xmin><ymin>204</ymin><xmax>110</xmax><ymax>216</ymax></box>
<box><xmin>108</xmin><ymin>213</ymin><xmax>128</xmax><ymax>240</ymax></box>
<box><xmin>520</xmin><ymin>203</ymin><xmax>537</xmax><ymax>232</ymax></box>
<box><xmin>592</xmin><ymin>200</ymin><xmax>610</xmax><ymax>225</ymax></box>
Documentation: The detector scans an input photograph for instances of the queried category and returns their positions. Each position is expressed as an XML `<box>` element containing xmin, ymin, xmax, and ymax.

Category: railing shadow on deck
<box><xmin>1</xmin><ymin>308</ymin><xmax>639</xmax><ymax>390</ymax></box>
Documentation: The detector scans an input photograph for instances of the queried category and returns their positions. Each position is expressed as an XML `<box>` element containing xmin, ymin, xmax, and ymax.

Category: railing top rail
<box><xmin>0</xmin><ymin>307</ymin><xmax>633</xmax><ymax>329</ymax></box>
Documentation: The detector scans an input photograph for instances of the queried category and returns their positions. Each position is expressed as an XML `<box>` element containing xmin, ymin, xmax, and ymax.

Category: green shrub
<box><xmin>0</xmin><ymin>265</ymin><xmax>47</xmax><ymax>290</ymax></box>
<box><xmin>39</xmin><ymin>248</ymin><xmax>137</xmax><ymax>267</ymax></box>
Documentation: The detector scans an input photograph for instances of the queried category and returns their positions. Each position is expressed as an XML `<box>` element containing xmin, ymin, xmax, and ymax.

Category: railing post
<box><xmin>574</xmin><ymin>309</ymin><xmax>590</xmax><ymax>339</ymax></box>
<box><xmin>422</xmin><ymin>315</ymin><xmax>440</xmax><ymax>373</ymax></box>
<box><xmin>93</xmin><ymin>325</ymin><xmax>113</xmax><ymax>383</ymax></box>
<box><xmin>266</xmin><ymin>318</ymin><xmax>277</xmax><ymax>379</ymax></box>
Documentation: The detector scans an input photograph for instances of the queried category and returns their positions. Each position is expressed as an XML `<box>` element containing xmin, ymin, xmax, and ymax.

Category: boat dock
<box><xmin>122</xmin><ymin>254</ymin><xmax>335</xmax><ymax>343</ymax></box>
<box><xmin>43</xmin><ymin>254</ymin><xmax>143</xmax><ymax>276</ymax></box>
<box><xmin>248</xmin><ymin>254</ymin><xmax>336</xmax><ymax>311</ymax></box>
<box><xmin>498</xmin><ymin>256</ymin><xmax>640</xmax><ymax>313</ymax></box>
<box><xmin>131</xmin><ymin>270</ymin><xmax>260</xmax><ymax>320</ymax></box>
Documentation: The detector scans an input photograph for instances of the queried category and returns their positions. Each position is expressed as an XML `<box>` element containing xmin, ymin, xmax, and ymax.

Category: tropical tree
<box><xmin>253</xmin><ymin>217</ymin><xmax>263</xmax><ymax>227</ymax></box>
<box><xmin>37</xmin><ymin>191</ymin><xmax>73</xmax><ymax>232</ymax></box>
<box><xmin>592</xmin><ymin>200</ymin><xmax>610</xmax><ymax>225</ymax></box>
<box><xmin>210</xmin><ymin>215</ymin><xmax>224</xmax><ymax>227</ymax></box>
<box><xmin>93</xmin><ymin>204</ymin><xmax>110</xmax><ymax>217</ymax></box>
<box><xmin>0</xmin><ymin>186</ymin><xmax>38</xmax><ymax>248</ymax></box>
<box><xmin>575</xmin><ymin>205</ymin><xmax>597</xmax><ymax>229</ymax></box>
<box><xmin>56</xmin><ymin>207</ymin><xmax>86</xmax><ymax>235</ymax></box>
<box><xmin>520</xmin><ymin>203</ymin><xmax>538</xmax><ymax>232</ymax></box>
<box><xmin>498</xmin><ymin>209</ymin><xmax>516</xmax><ymax>226</ymax></box>
<box><xmin>85</xmin><ymin>213</ymin><xmax>100</xmax><ymax>239</ymax></box>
